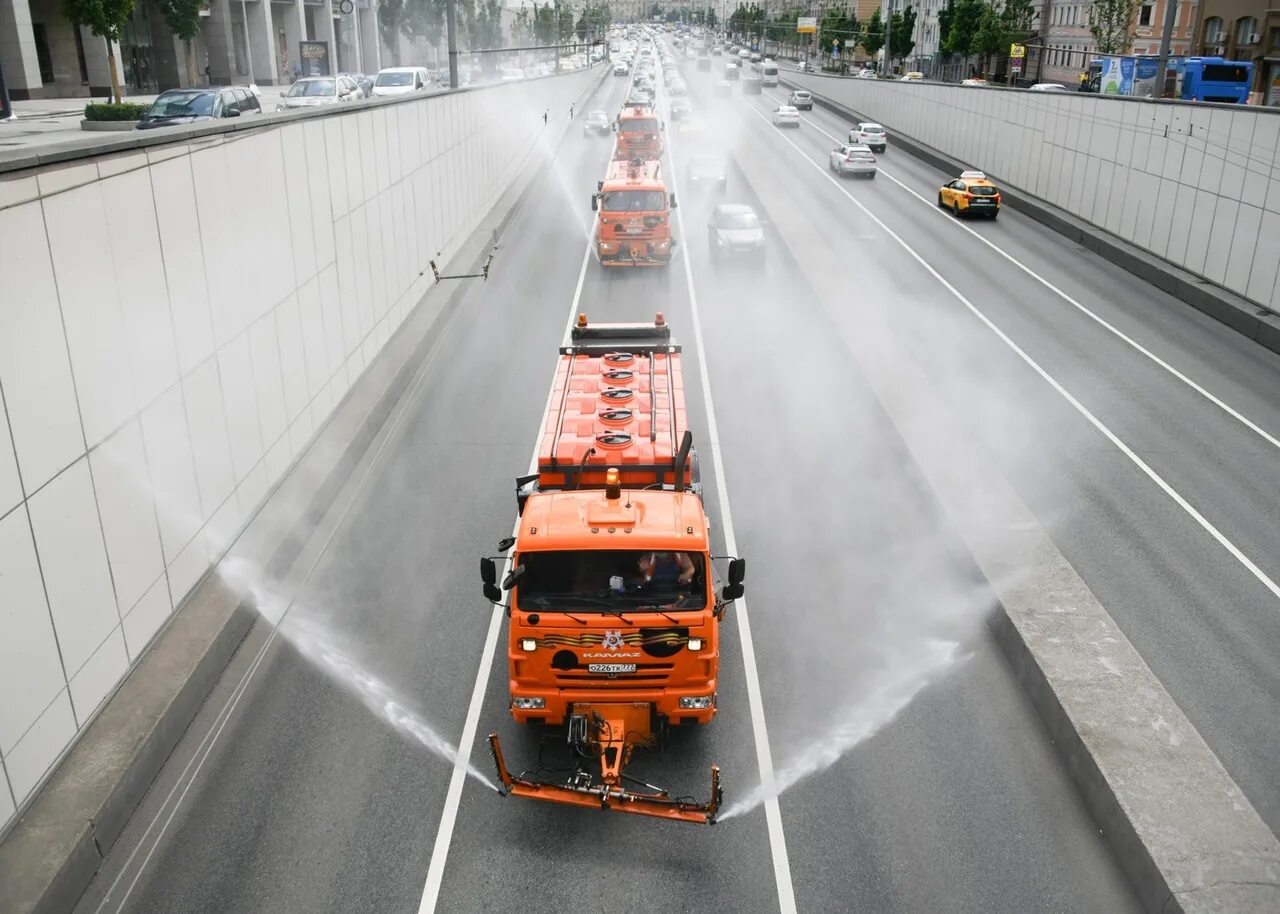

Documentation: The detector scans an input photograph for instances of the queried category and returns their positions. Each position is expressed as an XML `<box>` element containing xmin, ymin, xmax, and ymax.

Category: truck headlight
<box><xmin>520</xmin><ymin>638</ymin><xmax>537</xmax><ymax>651</ymax></box>
<box><xmin>679</xmin><ymin>695</ymin><xmax>714</xmax><ymax>709</ymax></box>
<box><xmin>687</xmin><ymin>638</ymin><xmax>703</xmax><ymax>651</ymax></box>
<box><xmin>512</xmin><ymin>696</ymin><xmax>545</xmax><ymax>710</ymax></box>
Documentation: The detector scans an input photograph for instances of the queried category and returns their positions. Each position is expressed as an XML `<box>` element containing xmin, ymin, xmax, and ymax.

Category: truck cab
<box><xmin>613</xmin><ymin>105</ymin><xmax>664</xmax><ymax>160</ymax></box>
<box><xmin>591</xmin><ymin>158</ymin><xmax>678</xmax><ymax>267</ymax></box>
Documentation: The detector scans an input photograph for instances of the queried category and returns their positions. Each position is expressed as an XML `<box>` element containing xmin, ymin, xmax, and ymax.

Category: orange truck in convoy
<box><xmin>591</xmin><ymin>158</ymin><xmax>678</xmax><ymax>267</ymax></box>
<box><xmin>613</xmin><ymin>105</ymin><xmax>664</xmax><ymax>160</ymax></box>
<box><xmin>482</xmin><ymin>315</ymin><xmax>745</xmax><ymax>824</ymax></box>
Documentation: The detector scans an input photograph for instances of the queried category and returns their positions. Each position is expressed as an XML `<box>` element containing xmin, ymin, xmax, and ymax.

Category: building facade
<box><xmin>0</xmin><ymin>0</ymin><xmax>390</xmax><ymax>98</ymax></box>
<box><xmin>1190</xmin><ymin>0</ymin><xmax>1279</xmax><ymax>102</ymax></box>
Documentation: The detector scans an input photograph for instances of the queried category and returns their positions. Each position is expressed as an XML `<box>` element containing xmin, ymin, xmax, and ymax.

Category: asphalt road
<box><xmin>76</xmin><ymin>44</ymin><xmax>1280</xmax><ymax>913</ymax></box>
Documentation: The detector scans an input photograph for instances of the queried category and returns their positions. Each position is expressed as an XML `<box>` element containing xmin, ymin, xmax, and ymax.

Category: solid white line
<box><xmin>740</xmin><ymin>99</ymin><xmax>1280</xmax><ymax>606</ymax></box>
<box><xmin>416</xmin><ymin>240</ymin><xmax>592</xmax><ymax>914</ymax></box>
<box><xmin>763</xmin><ymin>88</ymin><xmax>1280</xmax><ymax>453</ymax></box>
<box><xmin>665</xmin><ymin>104</ymin><xmax>799</xmax><ymax>913</ymax></box>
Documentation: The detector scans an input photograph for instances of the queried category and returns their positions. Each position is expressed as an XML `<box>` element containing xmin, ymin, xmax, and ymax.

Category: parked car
<box><xmin>707</xmin><ymin>203</ymin><xmax>766</xmax><ymax>262</ymax></box>
<box><xmin>1029</xmin><ymin>82</ymin><xmax>1070</xmax><ymax>91</ymax></box>
<box><xmin>276</xmin><ymin>75</ymin><xmax>364</xmax><ymax>110</ymax></box>
<box><xmin>829</xmin><ymin>143</ymin><xmax>877</xmax><ymax>178</ymax></box>
<box><xmin>372</xmin><ymin>66</ymin><xmax>430</xmax><ymax>96</ymax></box>
<box><xmin>900</xmin><ymin>71</ymin><xmax>924</xmax><ymax>81</ymax></box>
<box><xmin>342</xmin><ymin>72</ymin><xmax>376</xmax><ymax>96</ymax></box>
<box><xmin>848</xmin><ymin>122</ymin><xmax>887</xmax><ymax>152</ymax></box>
<box><xmin>961</xmin><ymin>78</ymin><xmax>989</xmax><ymax>87</ymax></box>
<box><xmin>787</xmin><ymin>89</ymin><xmax>812</xmax><ymax>110</ymax></box>
<box><xmin>136</xmin><ymin>87</ymin><xmax>261</xmax><ymax>129</ymax></box>
<box><xmin>614</xmin><ymin>61</ymin><xmax>630</xmax><ymax>75</ymax></box>
<box><xmin>771</xmin><ymin>104</ymin><xmax>800</xmax><ymax>127</ymax></box>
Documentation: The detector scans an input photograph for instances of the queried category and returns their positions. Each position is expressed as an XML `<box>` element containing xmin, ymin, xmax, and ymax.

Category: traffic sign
<box><xmin>1010</xmin><ymin>43</ymin><xmax>1026</xmax><ymax>58</ymax></box>
<box><xmin>1011</xmin><ymin>58</ymin><xmax>1023</xmax><ymax>73</ymax></box>
<box><xmin>797</xmin><ymin>16</ymin><xmax>817</xmax><ymax>34</ymax></box>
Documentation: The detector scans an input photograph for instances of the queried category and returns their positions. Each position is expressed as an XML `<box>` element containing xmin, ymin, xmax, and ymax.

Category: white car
<box><xmin>371</xmin><ymin>66</ymin><xmax>429</xmax><ymax>96</ymax></box>
<box><xmin>855</xmin><ymin>68</ymin><xmax>876</xmax><ymax>79</ymax></box>
<box><xmin>276</xmin><ymin>75</ymin><xmax>363</xmax><ymax>110</ymax></box>
<box><xmin>771</xmin><ymin>105</ymin><xmax>800</xmax><ymax>127</ymax></box>
<box><xmin>1029</xmin><ymin>82</ymin><xmax>1070</xmax><ymax>91</ymax></box>
<box><xmin>829</xmin><ymin>143</ymin><xmax>877</xmax><ymax>178</ymax></box>
<box><xmin>613</xmin><ymin>62</ymin><xmax>630</xmax><ymax>76</ymax></box>
<box><xmin>848</xmin><ymin>122</ymin><xmax>887</xmax><ymax>152</ymax></box>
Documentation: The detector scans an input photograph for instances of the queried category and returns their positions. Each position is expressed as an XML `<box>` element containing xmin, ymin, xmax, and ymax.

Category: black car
<box><xmin>137</xmin><ymin>87</ymin><xmax>261</xmax><ymax>129</ymax></box>
<box><xmin>788</xmin><ymin>89</ymin><xmax>813</xmax><ymax>110</ymax></box>
<box><xmin>582</xmin><ymin>109</ymin><xmax>612</xmax><ymax>135</ymax></box>
<box><xmin>687</xmin><ymin>154</ymin><xmax>728</xmax><ymax>191</ymax></box>
<box><xmin>707</xmin><ymin>204</ymin><xmax>766</xmax><ymax>263</ymax></box>
<box><xmin>724</xmin><ymin>63</ymin><xmax>740</xmax><ymax>81</ymax></box>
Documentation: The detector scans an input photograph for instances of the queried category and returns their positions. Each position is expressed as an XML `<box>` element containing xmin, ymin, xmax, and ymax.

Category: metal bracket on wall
<box><xmin>428</xmin><ymin>241</ymin><xmax>499</xmax><ymax>282</ymax></box>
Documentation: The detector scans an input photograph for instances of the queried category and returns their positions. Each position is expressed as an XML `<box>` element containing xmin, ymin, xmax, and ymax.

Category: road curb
<box><xmin>0</xmin><ymin>66</ymin><xmax>606</xmax><ymax>914</ymax></box>
<box><xmin>782</xmin><ymin>78</ymin><xmax>1280</xmax><ymax>359</ymax></box>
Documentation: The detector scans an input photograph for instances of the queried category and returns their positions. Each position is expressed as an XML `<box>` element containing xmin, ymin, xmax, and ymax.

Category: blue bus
<box><xmin>1085</xmin><ymin>55</ymin><xmax>1253</xmax><ymax>104</ymax></box>
<box><xmin>1178</xmin><ymin>57</ymin><xmax>1253</xmax><ymax>104</ymax></box>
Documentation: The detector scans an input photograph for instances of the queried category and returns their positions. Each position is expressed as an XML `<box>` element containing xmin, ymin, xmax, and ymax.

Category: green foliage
<box><xmin>533</xmin><ymin>3</ymin><xmax>556</xmax><ymax>44</ymax></box>
<box><xmin>1088</xmin><ymin>0</ymin><xmax>1137</xmax><ymax>53</ymax></box>
<box><xmin>817</xmin><ymin>7</ymin><xmax>859</xmax><ymax>56</ymax></box>
<box><xmin>972</xmin><ymin>1</ymin><xmax>1007</xmax><ymax>60</ymax></box>
<box><xmin>404</xmin><ymin>0</ymin><xmax>445</xmax><ymax>47</ymax></box>
<box><xmin>705</xmin><ymin>7</ymin><xmax>716</xmax><ymax>29</ymax></box>
<box><xmin>62</xmin><ymin>0</ymin><xmax>135</xmax><ymax>41</ymax></box>
<box><xmin>1000</xmin><ymin>0</ymin><xmax>1035</xmax><ymax>39</ymax></box>
<box><xmin>942</xmin><ymin>0</ymin><xmax>983</xmax><ymax>57</ymax></box>
<box><xmin>154</xmin><ymin>0</ymin><xmax>201</xmax><ymax>40</ymax></box>
<box><xmin>937</xmin><ymin>0</ymin><xmax>955</xmax><ymax>50</ymax></box>
<box><xmin>378</xmin><ymin>0</ymin><xmax>408</xmax><ymax>60</ymax></box>
<box><xmin>862</xmin><ymin>7</ymin><xmax>884</xmax><ymax>58</ymax></box>
<box><xmin>889</xmin><ymin>5</ymin><xmax>916</xmax><ymax>62</ymax></box>
<box><xmin>558</xmin><ymin>2</ymin><xmax>574</xmax><ymax>41</ymax></box>
<box><xmin>83</xmin><ymin>101</ymin><xmax>149</xmax><ymax>120</ymax></box>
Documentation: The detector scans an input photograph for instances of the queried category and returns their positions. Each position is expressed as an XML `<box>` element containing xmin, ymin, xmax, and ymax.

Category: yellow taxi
<box><xmin>937</xmin><ymin>170</ymin><xmax>1002</xmax><ymax>219</ymax></box>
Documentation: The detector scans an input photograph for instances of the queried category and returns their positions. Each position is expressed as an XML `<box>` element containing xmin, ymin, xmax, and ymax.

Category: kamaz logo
<box><xmin>581</xmin><ymin>652</ymin><xmax>641</xmax><ymax>659</ymax></box>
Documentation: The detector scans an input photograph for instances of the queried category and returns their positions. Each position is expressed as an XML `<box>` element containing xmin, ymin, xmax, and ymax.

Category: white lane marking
<box><xmin>761</xmin><ymin>88</ymin><xmax>1280</xmax><ymax>452</ymax></box>
<box><xmin>96</xmin><ymin>275</ymin><xmax>479</xmax><ymax>913</ymax></box>
<box><xmin>416</xmin><ymin>240</ymin><xmax>590</xmax><ymax>914</ymax></box>
<box><xmin>665</xmin><ymin>104</ymin><xmax>799</xmax><ymax>914</ymax></box>
<box><xmin>740</xmin><ymin>100</ymin><xmax>1280</xmax><ymax>607</ymax></box>
<box><xmin>418</xmin><ymin>87</ymin><xmax>624</xmax><ymax>911</ymax></box>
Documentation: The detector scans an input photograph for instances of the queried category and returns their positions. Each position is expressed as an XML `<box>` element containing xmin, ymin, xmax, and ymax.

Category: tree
<box><xmin>405</xmin><ymin>0</ymin><xmax>445</xmax><ymax>62</ymax></box>
<box><xmin>1088</xmin><ymin>0</ymin><xmax>1137</xmax><ymax>53</ymax></box>
<box><xmin>62</xmin><ymin>0</ymin><xmax>135</xmax><ymax>101</ymax></box>
<box><xmin>942</xmin><ymin>0</ymin><xmax>983</xmax><ymax>58</ymax></box>
<box><xmin>705</xmin><ymin>7</ymin><xmax>716</xmax><ymax>29</ymax></box>
<box><xmin>1000</xmin><ymin>0</ymin><xmax>1035</xmax><ymax>39</ymax></box>
<box><xmin>937</xmin><ymin>0</ymin><xmax>955</xmax><ymax>50</ymax></box>
<box><xmin>154</xmin><ymin>0</ymin><xmax>201</xmax><ymax>86</ymax></box>
<box><xmin>862</xmin><ymin>7</ymin><xmax>884</xmax><ymax>59</ymax></box>
<box><xmin>379</xmin><ymin>0</ymin><xmax>408</xmax><ymax>63</ymax></box>
<box><xmin>558</xmin><ymin>1</ymin><xmax>575</xmax><ymax>43</ymax></box>
<box><xmin>889</xmin><ymin>5</ymin><xmax>916</xmax><ymax>67</ymax></box>
<box><xmin>972</xmin><ymin>1</ymin><xmax>1008</xmax><ymax>73</ymax></box>
<box><xmin>533</xmin><ymin>2</ymin><xmax>557</xmax><ymax>45</ymax></box>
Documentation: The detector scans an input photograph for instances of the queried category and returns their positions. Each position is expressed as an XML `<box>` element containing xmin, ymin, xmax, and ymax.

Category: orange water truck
<box><xmin>613</xmin><ymin>105</ymin><xmax>664</xmax><ymax>160</ymax></box>
<box><xmin>481</xmin><ymin>314</ymin><xmax>745</xmax><ymax>824</ymax></box>
<box><xmin>591</xmin><ymin>158</ymin><xmax>677</xmax><ymax>267</ymax></box>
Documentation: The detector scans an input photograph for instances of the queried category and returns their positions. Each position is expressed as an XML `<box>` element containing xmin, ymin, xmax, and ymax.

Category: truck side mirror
<box><xmin>591</xmin><ymin>194</ymin><xmax>599</xmax><ymax>211</ymax></box>
<box><xmin>481</xmin><ymin>556</ymin><xmax>497</xmax><ymax>586</ymax></box>
<box><xmin>728</xmin><ymin>557</ymin><xmax>746</xmax><ymax>584</ymax></box>
<box><xmin>497</xmin><ymin>536</ymin><xmax>516</xmax><ymax>552</ymax></box>
<box><xmin>669</xmin><ymin>193</ymin><xmax>677</xmax><ymax>209</ymax></box>
<box><xmin>483</xmin><ymin>582</ymin><xmax>502</xmax><ymax>604</ymax></box>
<box><xmin>720</xmin><ymin>582</ymin><xmax>744</xmax><ymax>602</ymax></box>
<box><xmin>502</xmin><ymin>565</ymin><xmax>526</xmax><ymax>590</ymax></box>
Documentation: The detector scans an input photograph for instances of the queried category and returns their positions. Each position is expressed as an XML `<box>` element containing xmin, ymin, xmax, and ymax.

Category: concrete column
<box><xmin>294</xmin><ymin>0</ymin><xmax>308</xmax><ymax>42</ymax></box>
<box><xmin>0</xmin><ymin>0</ymin><xmax>44</xmax><ymax>97</ymax></box>
<box><xmin>248</xmin><ymin>0</ymin><xmax>279</xmax><ymax>83</ymax></box>
<box><xmin>351</xmin><ymin>3</ymin><xmax>362</xmax><ymax>71</ymax></box>
<box><xmin>78</xmin><ymin>27</ymin><xmax>124</xmax><ymax>97</ymax></box>
<box><xmin>239</xmin><ymin>0</ymin><xmax>256</xmax><ymax>80</ymax></box>
<box><xmin>204</xmin><ymin>0</ymin><xmax>237</xmax><ymax>82</ymax></box>
<box><xmin>321</xmin><ymin>0</ymin><xmax>338</xmax><ymax>71</ymax></box>
<box><xmin>359</xmin><ymin>4</ymin><xmax>379</xmax><ymax>71</ymax></box>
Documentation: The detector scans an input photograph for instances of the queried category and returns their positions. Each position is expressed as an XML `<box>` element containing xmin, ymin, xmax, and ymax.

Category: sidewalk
<box><xmin>1</xmin><ymin>94</ymin><xmax>162</xmax><ymax>151</ymax></box>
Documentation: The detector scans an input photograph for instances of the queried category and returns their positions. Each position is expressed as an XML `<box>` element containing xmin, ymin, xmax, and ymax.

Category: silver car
<box><xmin>276</xmin><ymin>75</ymin><xmax>364</xmax><ymax>111</ymax></box>
<box><xmin>829</xmin><ymin>144</ymin><xmax>877</xmax><ymax>178</ymax></box>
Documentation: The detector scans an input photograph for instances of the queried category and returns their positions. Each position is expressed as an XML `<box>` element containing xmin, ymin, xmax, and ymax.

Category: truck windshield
<box><xmin>517</xmin><ymin>550</ymin><xmax>707</xmax><ymax>610</ymax></box>
<box><xmin>600</xmin><ymin>190</ymin><xmax>667</xmax><ymax>211</ymax></box>
<box><xmin>621</xmin><ymin>117</ymin><xmax>658</xmax><ymax>133</ymax></box>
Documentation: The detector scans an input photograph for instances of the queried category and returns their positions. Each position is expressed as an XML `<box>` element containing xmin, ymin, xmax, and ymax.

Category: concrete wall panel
<box><xmin>0</xmin><ymin>65</ymin><xmax>604</xmax><ymax>826</ymax></box>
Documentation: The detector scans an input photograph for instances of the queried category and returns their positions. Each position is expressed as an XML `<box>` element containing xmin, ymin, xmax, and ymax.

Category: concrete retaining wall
<box><xmin>0</xmin><ymin>68</ymin><xmax>600</xmax><ymax>833</ymax></box>
<box><xmin>786</xmin><ymin>73</ymin><xmax>1280</xmax><ymax>312</ymax></box>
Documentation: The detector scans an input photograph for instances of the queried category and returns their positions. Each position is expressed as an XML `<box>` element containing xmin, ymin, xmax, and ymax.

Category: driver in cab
<box><xmin>637</xmin><ymin>551</ymin><xmax>695</xmax><ymax>587</ymax></box>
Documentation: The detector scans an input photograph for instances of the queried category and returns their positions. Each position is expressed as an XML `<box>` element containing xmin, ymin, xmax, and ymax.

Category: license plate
<box><xmin>588</xmin><ymin>663</ymin><xmax>637</xmax><ymax>674</ymax></box>
<box><xmin>624</xmin><ymin>226</ymin><xmax>644</xmax><ymax>235</ymax></box>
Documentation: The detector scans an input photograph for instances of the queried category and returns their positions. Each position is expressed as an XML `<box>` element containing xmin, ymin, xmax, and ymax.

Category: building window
<box><xmin>1203</xmin><ymin>16</ymin><xmax>1224</xmax><ymax>44</ymax></box>
<box><xmin>1234</xmin><ymin>17</ymin><xmax>1258</xmax><ymax>45</ymax></box>
<box><xmin>1139</xmin><ymin>4</ymin><xmax>1153</xmax><ymax>26</ymax></box>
